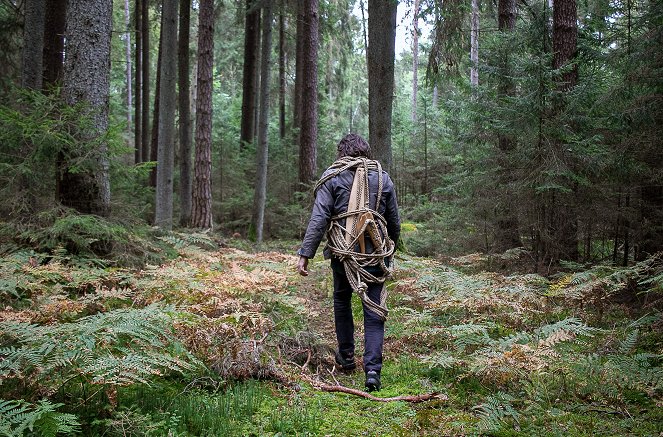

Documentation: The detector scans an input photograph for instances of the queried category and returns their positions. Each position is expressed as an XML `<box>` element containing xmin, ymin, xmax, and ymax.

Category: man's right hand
<box><xmin>297</xmin><ymin>256</ymin><xmax>309</xmax><ymax>276</ymax></box>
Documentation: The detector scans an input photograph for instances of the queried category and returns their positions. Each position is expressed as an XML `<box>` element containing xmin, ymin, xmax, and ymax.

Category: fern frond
<box><xmin>0</xmin><ymin>398</ymin><xmax>80</xmax><ymax>437</ymax></box>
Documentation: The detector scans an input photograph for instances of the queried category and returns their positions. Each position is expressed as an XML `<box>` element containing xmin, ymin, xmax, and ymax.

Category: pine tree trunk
<box><xmin>141</xmin><ymin>0</ymin><xmax>151</xmax><ymax>166</ymax></box>
<box><xmin>124</xmin><ymin>0</ymin><xmax>132</xmax><ymax>137</ymax></box>
<box><xmin>251</xmin><ymin>1</ymin><xmax>273</xmax><ymax>244</ymax></box>
<box><xmin>553</xmin><ymin>0</ymin><xmax>578</xmax><ymax>90</ymax></box>
<box><xmin>298</xmin><ymin>0</ymin><xmax>318</xmax><ymax>186</ymax></box>
<box><xmin>240</xmin><ymin>0</ymin><xmax>261</xmax><ymax>150</ymax></box>
<box><xmin>149</xmin><ymin>22</ymin><xmax>163</xmax><ymax>188</ymax></box>
<box><xmin>470</xmin><ymin>0</ymin><xmax>479</xmax><ymax>88</ymax></box>
<box><xmin>22</xmin><ymin>0</ymin><xmax>46</xmax><ymax>90</ymax></box>
<box><xmin>58</xmin><ymin>0</ymin><xmax>112</xmax><ymax>218</ymax></box>
<box><xmin>278</xmin><ymin>1</ymin><xmax>286</xmax><ymax>140</ymax></box>
<box><xmin>154</xmin><ymin>0</ymin><xmax>178</xmax><ymax>230</ymax></box>
<box><xmin>367</xmin><ymin>0</ymin><xmax>397</xmax><ymax>171</ymax></box>
<box><xmin>134</xmin><ymin>0</ymin><xmax>143</xmax><ymax>163</ymax></box>
<box><xmin>179</xmin><ymin>0</ymin><xmax>193</xmax><ymax>226</ymax></box>
<box><xmin>191</xmin><ymin>0</ymin><xmax>214</xmax><ymax>229</ymax></box>
<box><xmin>412</xmin><ymin>0</ymin><xmax>419</xmax><ymax>122</ymax></box>
<box><xmin>42</xmin><ymin>0</ymin><xmax>66</xmax><ymax>88</ymax></box>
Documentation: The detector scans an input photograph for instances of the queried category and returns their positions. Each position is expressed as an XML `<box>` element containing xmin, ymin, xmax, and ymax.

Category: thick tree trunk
<box><xmin>367</xmin><ymin>0</ymin><xmax>397</xmax><ymax>171</ymax></box>
<box><xmin>191</xmin><ymin>0</ymin><xmax>214</xmax><ymax>228</ymax></box>
<box><xmin>124</xmin><ymin>0</ymin><xmax>132</xmax><ymax>133</ymax></box>
<box><xmin>22</xmin><ymin>0</ymin><xmax>46</xmax><ymax>90</ymax></box>
<box><xmin>251</xmin><ymin>1</ymin><xmax>273</xmax><ymax>244</ymax></box>
<box><xmin>412</xmin><ymin>0</ymin><xmax>419</xmax><ymax>122</ymax></box>
<box><xmin>493</xmin><ymin>0</ymin><xmax>522</xmax><ymax>252</ymax></box>
<box><xmin>278</xmin><ymin>2</ymin><xmax>286</xmax><ymax>140</ymax></box>
<box><xmin>154</xmin><ymin>0</ymin><xmax>178</xmax><ymax>230</ymax></box>
<box><xmin>141</xmin><ymin>0</ymin><xmax>151</xmax><ymax>166</ymax></box>
<box><xmin>42</xmin><ymin>0</ymin><xmax>66</xmax><ymax>87</ymax></box>
<box><xmin>470</xmin><ymin>0</ymin><xmax>479</xmax><ymax>88</ymax></box>
<box><xmin>134</xmin><ymin>0</ymin><xmax>143</xmax><ymax>163</ymax></box>
<box><xmin>239</xmin><ymin>0</ymin><xmax>261</xmax><ymax>150</ymax></box>
<box><xmin>58</xmin><ymin>0</ymin><xmax>112</xmax><ymax>218</ymax></box>
<box><xmin>179</xmin><ymin>0</ymin><xmax>192</xmax><ymax>226</ymax></box>
<box><xmin>298</xmin><ymin>0</ymin><xmax>318</xmax><ymax>186</ymax></box>
<box><xmin>550</xmin><ymin>0</ymin><xmax>579</xmax><ymax>261</ymax></box>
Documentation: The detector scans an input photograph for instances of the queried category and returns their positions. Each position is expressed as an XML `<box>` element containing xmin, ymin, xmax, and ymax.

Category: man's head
<box><xmin>337</xmin><ymin>133</ymin><xmax>370</xmax><ymax>159</ymax></box>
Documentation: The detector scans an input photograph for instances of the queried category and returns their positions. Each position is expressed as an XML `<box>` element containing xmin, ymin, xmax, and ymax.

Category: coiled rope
<box><xmin>314</xmin><ymin>157</ymin><xmax>395</xmax><ymax>320</ymax></box>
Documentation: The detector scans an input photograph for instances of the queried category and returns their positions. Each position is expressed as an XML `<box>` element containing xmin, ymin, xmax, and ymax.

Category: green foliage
<box><xmin>0</xmin><ymin>305</ymin><xmax>198</xmax><ymax>397</ymax></box>
<box><xmin>0</xmin><ymin>398</ymin><xmax>80</xmax><ymax>437</ymax></box>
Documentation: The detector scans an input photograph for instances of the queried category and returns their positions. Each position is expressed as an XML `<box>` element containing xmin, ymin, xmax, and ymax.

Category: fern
<box><xmin>422</xmin><ymin>351</ymin><xmax>458</xmax><ymax>369</ymax></box>
<box><xmin>0</xmin><ymin>398</ymin><xmax>79</xmax><ymax>436</ymax></box>
<box><xmin>473</xmin><ymin>392</ymin><xmax>520</xmax><ymax>432</ymax></box>
<box><xmin>0</xmin><ymin>305</ymin><xmax>199</xmax><ymax>392</ymax></box>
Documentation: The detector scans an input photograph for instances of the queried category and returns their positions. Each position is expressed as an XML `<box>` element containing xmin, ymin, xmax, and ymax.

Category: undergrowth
<box><xmin>0</xmin><ymin>231</ymin><xmax>661</xmax><ymax>435</ymax></box>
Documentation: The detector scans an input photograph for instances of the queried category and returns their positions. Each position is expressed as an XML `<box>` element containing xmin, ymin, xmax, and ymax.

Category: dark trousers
<box><xmin>331</xmin><ymin>258</ymin><xmax>385</xmax><ymax>374</ymax></box>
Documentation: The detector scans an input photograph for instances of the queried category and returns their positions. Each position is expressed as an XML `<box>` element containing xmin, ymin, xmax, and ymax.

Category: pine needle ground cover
<box><xmin>0</xmin><ymin>235</ymin><xmax>661</xmax><ymax>435</ymax></box>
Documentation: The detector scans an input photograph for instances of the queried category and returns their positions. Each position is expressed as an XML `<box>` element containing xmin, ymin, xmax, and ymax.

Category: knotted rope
<box><xmin>314</xmin><ymin>157</ymin><xmax>395</xmax><ymax>320</ymax></box>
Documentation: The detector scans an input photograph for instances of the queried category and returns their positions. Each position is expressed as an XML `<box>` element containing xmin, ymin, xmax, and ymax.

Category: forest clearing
<box><xmin>1</xmin><ymin>0</ymin><xmax>662</xmax><ymax>434</ymax></box>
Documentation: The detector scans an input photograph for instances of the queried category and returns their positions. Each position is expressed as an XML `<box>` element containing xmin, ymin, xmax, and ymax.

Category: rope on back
<box><xmin>314</xmin><ymin>157</ymin><xmax>395</xmax><ymax>321</ymax></box>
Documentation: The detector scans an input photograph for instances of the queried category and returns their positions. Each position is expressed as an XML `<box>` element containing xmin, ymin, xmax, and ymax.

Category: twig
<box><xmin>301</xmin><ymin>348</ymin><xmax>312</xmax><ymax>371</ymax></box>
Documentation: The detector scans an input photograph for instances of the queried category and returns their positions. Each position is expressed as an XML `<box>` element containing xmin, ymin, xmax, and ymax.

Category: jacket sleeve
<box><xmin>383</xmin><ymin>174</ymin><xmax>401</xmax><ymax>245</ymax></box>
<box><xmin>298</xmin><ymin>180</ymin><xmax>334</xmax><ymax>259</ymax></box>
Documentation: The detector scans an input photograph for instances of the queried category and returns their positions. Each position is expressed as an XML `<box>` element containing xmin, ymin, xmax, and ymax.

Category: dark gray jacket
<box><xmin>298</xmin><ymin>166</ymin><xmax>400</xmax><ymax>259</ymax></box>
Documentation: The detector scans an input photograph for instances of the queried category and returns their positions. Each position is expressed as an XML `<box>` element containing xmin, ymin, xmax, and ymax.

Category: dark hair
<box><xmin>337</xmin><ymin>133</ymin><xmax>371</xmax><ymax>158</ymax></box>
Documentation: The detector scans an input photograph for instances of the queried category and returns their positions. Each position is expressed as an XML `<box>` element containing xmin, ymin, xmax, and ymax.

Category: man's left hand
<box><xmin>297</xmin><ymin>256</ymin><xmax>309</xmax><ymax>276</ymax></box>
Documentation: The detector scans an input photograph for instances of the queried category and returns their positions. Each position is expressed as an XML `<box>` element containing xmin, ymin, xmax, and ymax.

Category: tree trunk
<box><xmin>149</xmin><ymin>21</ymin><xmax>163</xmax><ymax>188</ymax></box>
<box><xmin>551</xmin><ymin>0</ymin><xmax>579</xmax><ymax>261</ymax></box>
<box><xmin>412</xmin><ymin>0</ymin><xmax>419</xmax><ymax>122</ymax></box>
<box><xmin>134</xmin><ymin>0</ymin><xmax>143</xmax><ymax>163</ymax></box>
<box><xmin>470</xmin><ymin>0</ymin><xmax>479</xmax><ymax>88</ymax></box>
<box><xmin>154</xmin><ymin>0</ymin><xmax>178</xmax><ymax>230</ymax></box>
<box><xmin>298</xmin><ymin>0</ymin><xmax>318</xmax><ymax>186</ymax></box>
<box><xmin>239</xmin><ymin>0</ymin><xmax>261</xmax><ymax>150</ymax></box>
<box><xmin>493</xmin><ymin>0</ymin><xmax>522</xmax><ymax>252</ymax></box>
<box><xmin>141</xmin><ymin>0</ymin><xmax>151</xmax><ymax>166</ymax></box>
<box><xmin>278</xmin><ymin>1</ymin><xmax>286</xmax><ymax>140</ymax></box>
<box><xmin>251</xmin><ymin>1</ymin><xmax>273</xmax><ymax>244</ymax></box>
<box><xmin>367</xmin><ymin>0</ymin><xmax>397</xmax><ymax>171</ymax></box>
<box><xmin>191</xmin><ymin>0</ymin><xmax>214</xmax><ymax>228</ymax></box>
<box><xmin>58</xmin><ymin>0</ymin><xmax>112</xmax><ymax>218</ymax></box>
<box><xmin>42</xmin><ymin>0</ymin><xmax>66</xmax><ymax>88</ymax></box>
<box><xmin>22</xmin><ymin>0</ymin><xmax>46</xmax><ymax>90</ymax></box>
<box><xmin>179</xmin><ymin>0</ymin><xmax>192</xmax><ymax>226</ymax></box>
<box><xmin>124</xmin><ymin>0</ymin><xmax>132</xmax><ymax>136</ymax></box>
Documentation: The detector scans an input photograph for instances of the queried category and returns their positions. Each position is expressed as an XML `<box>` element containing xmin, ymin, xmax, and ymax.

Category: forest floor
<box><xmin>1</xmin><ymin>232</ymin><xmax>662</xmax><ymax>435</ymax></box>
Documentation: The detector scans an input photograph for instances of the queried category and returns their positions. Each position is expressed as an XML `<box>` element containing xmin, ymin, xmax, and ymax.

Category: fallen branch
<box><xmin>310</xmin><ymin>378</ymin><xmax>447</xmax><ymax>403</ymax></box>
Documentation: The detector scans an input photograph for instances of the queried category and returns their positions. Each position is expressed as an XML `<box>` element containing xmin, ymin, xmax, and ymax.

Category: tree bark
<box><xmin>251</xmin><ymin>1</ymin><xmax>273</xmax><ymax>244</ymax></box>
<box><xmin>191</xmin><ymin>0</ymin><xmax>214</xmax><ymax>229</ymax></box>
<box><xmin>278</xmin><ymin>1</ymin><xmax>286</xmax><ymax>140</ymax></box>
<box><xmin>367</xmin><ymin>0</ymin><xmax>397</xmax><ymax>171</ymax></box>
<box><xmin>470</xmin><ymin>0</ymin><xmax>479</xmax><ymax>88</ymax></box>
<box><xmin>22</xmin><ymin>0</ymin><xmax>46</xmax><ymax>90</ymax></box>
<box><xmin>298</xmin><ymin>0</ymin><xmax>318</xmax><ymax>186</ymax></box>
<box><xmin>58</xmin><ymin>0</ymin><xmax>112</xmax><ymax>218</ymax></box>
<box><xmin>42</xmin><ymin>0</ymin><xmax>66</xmax><ymax>88</ymax></box>
<box><xmin>154</xmin><ymin>0</ymin><xmax>178</xmax><ymax>230</ymax></box>
<box><xmin>179</xmin><ymin>0</ymin><xmax>192</xmax><ymax>226</ymax></box>
<box><xmin>141</xmin><ymin>0</ymin><xmax>151</xmax><ymax>166</ymax></box>
<box><xmin>553</xmin><ymin>0</ymin><xmax>578</xmax><ymax>90</ymax></box>
<box><xmin>239</xmin><ymin>0</ymin><xmax>261</xmax><ymax>150</ymax></box>
<box><xmin>124</xmin><ymin>0</ymin><xmax>132</xmax><ymax>134</ymax></box>
<box><xmin>134</xmin><ymin>0</ymin><xmax>143</xmax><ymax>163</ymax></box>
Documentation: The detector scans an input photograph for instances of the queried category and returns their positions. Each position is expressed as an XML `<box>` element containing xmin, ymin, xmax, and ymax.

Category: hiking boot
<box><xmin>334</xmin><ymin>351</ymin><xmax>356</xmax><ymax>372</ymax></box>
<box><xmin>365</xmin><ymin>371</ymin><xmax>381</xmax><ymax>392</ymax></box>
